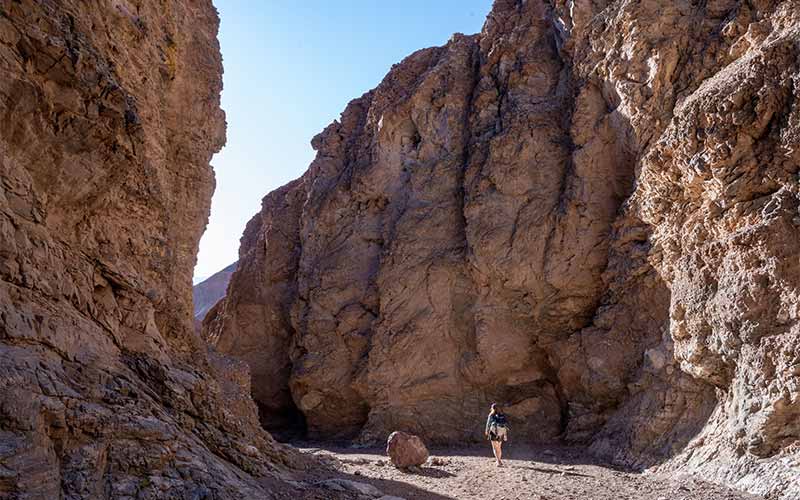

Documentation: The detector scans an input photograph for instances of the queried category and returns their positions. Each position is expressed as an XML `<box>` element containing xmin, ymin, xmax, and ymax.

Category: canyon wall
<box><xmin>206</xmin><ymin>0</ymin><xmax>800</xmax><ymax>497</ymax></box>
<box><xmin>0</xmin><ymin>1</ymin><xmax>327</xmax><ymax>498</ymax></box>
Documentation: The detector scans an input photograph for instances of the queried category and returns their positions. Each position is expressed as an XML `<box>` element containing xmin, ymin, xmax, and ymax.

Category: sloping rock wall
<box><xmin>0</xmin><ymin>1</ymin><xmax>327</xmax><ymax>498</ymax></box>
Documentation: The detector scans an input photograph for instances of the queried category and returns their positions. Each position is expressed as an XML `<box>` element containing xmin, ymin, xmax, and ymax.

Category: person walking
<box><xmin>485</xmin><ymin>403</ymin><xmax>509</xmax><ymax>466</ymax></box>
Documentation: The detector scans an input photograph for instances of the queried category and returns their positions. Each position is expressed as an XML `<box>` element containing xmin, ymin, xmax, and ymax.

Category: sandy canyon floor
<box><xmin>277</xmin><ymin>443</ymin><xmax>765</xmax><ymax>500</ymax></box>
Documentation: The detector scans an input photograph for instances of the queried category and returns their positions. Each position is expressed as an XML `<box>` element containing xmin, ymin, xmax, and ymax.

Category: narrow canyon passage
<box><xmin>1</xmin><ymin>0</ymin><xmax>798</xmax><ymax>498</ymax></box>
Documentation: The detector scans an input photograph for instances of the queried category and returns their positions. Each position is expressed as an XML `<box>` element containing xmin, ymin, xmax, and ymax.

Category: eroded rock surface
<box><xmin>206</xmin><ymin>0</ymin><xmax>799</xmax><ymax>497</ymax></box>
<box><xmin>386</xmin><ymin>431</ymin><xmax>429</xmax><ymax>469</ymax></box>
<box><xmin>0</xmin><ymin>1</ymin><xmax>341</xmax><ymax>498</ymax></box>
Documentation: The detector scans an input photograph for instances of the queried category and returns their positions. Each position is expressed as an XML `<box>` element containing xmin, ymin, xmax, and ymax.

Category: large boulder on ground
<box><xmin>386</xmin><ymin>431</ymin><xmax>429</xmax><ymax>469</ymax></box>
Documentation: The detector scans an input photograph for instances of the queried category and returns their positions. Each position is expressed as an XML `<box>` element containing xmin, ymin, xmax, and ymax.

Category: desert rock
<box><xmin>319</xmin><ymin>478</ymin><xmax>385</xmax><ymax>497</ymax></box>
<box><xmin>205</xmin><ymin>1</ymin><xmax>799</xmax><ymax>498</ymax></box>
<box><xmin>0</xmin><ymin>1</ymin><xmax>347</xmax><ymax>498</ymax></box>
<box><xmin>386</xmin><ymin>431</ymin><xmax>430</xmax><ymax>469</ymax></box>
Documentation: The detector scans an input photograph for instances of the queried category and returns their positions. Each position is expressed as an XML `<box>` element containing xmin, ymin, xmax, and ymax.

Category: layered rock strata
<box><xmin>206</xmin><ymin>0</ymin><xmax>800</xmax><ymax>498</ymax></box>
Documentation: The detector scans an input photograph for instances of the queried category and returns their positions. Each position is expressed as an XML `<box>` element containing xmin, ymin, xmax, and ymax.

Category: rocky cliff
<box><xmin>0</xmin><ymin>1</ymin><xmax>330</xmax><ymax>498</ymax></box>
<box><xmin>206</xmin><ymin>0</ymin><xmax>800</xmax><ymax>497</ymax></box>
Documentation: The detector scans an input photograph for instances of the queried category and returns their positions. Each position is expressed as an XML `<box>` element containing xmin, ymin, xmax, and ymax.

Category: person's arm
<box><xmin>485</xmin><ymin>415</ymin><xmax>491</xmax><ymax>435</ymax></box>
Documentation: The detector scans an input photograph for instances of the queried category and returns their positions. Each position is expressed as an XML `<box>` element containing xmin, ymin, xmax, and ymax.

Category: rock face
<box><xmin>386</xmin><ymin>431</ymin><xmax>429</xmax><ymax>469</ymax></box>
<box><xmin>0</xmin><ymin>1</ymin><xmax>328</xmax><ymax>498</ymax></box>
<box><xmin>193</xmin><ymin>261</ymin><xmax>237</xmax><ymax>327</ymax></box>
<box><xmin>205</xmin><ymin>0</ymin><xmax>799</xmax><ymax>497</ymax></box>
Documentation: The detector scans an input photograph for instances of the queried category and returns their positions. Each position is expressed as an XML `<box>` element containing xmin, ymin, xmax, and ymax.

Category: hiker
<box><xmin>485</xmin><ymin>403</ymin><xmax>508</xmax><ymax>466</ymax></box>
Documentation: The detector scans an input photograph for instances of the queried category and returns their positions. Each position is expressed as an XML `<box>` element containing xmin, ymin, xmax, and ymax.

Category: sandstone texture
<box><xmin>205</xmin><ymin>0</ymin><xmax>800</xmax><ymax>498</ymax></box>
<box><xmin>193</xmin><ymin>261</ymin><xmax>237</xmax><ymax>329</ymax></box>
<box><xmin>386</xmin><ymin>432</ymin><xmax>429</xmax><ymax>469</ymax></box>
<box><xmin>0</xmin><ymin>1</ymin><xmax>349</xmax><ymax>498</ymax></box>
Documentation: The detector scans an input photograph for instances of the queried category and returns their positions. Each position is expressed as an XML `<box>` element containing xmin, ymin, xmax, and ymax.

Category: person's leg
<box><xmin>497</xmin><ymin>441</ymin><xmax>503</xmax><ymax>465</ymax></box>
<box><xmin>491</xmin><ymin>440</ymin><xmax>500</xmax><ymax>464</ymax></box>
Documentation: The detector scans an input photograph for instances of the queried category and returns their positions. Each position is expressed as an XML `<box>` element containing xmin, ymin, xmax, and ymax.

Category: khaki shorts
<box><xmin>489</xmin><ymin>426</ymin><xmax>507</xmax><ymax>442</ymax></box>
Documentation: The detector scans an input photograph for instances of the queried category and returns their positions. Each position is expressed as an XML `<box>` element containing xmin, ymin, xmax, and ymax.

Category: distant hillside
<box><xmin>193</xmin><ymin>261</ymin><xmax>237</xmax><ymax>324</ymax></box>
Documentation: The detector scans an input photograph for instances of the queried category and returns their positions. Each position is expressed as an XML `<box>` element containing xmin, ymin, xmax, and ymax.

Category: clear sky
<box><xmin>194</xmin><ymin>0</ymin><xmax>494</xmax><ymax>281</ymax></box>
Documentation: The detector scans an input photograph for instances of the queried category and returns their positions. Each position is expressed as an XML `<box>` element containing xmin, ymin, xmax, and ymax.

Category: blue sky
<box><xmin>195</xmin><ymin>1</ymin><xmax>493</xmax><ymax>280</ymax></box>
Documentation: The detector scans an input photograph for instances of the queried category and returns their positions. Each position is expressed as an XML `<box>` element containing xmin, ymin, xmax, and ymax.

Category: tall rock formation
<box><xmin>206</xmin><ymin>0</ymin><xmax>800</xmax><ymax>498</ymax></box>
<box><xmin>0</xmin><ymin>1</ymin><xmax>335</xmax><ymax>498</ymax></box>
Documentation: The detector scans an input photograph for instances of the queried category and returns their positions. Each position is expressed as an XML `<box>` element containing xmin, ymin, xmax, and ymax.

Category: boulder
<box><xmin>386</xmin><ymin>431</ymin><xmax>429</xmax><ymax>469</ymax></box>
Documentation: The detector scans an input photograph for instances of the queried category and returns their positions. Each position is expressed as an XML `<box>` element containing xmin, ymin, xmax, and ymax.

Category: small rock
<box><xmin>319</xmin><ymin>479</ymin><xmax>383</xmax><ymax>497</ymax></box>
<box><xmin>285</xmin><ymin>480</ymin><xmax>308</xmax><ymax>490</ymax></box>
<box><xmin>241</xmin><ymin>445</ymin><xmax>260</xmax><ymax>457</ymax></box>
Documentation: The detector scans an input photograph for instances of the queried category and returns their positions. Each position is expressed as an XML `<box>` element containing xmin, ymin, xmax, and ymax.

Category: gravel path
<box><xmin>293</xmin><ymin>443</ymin><xmax>764</xmax><ymax>500</ymax></box>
